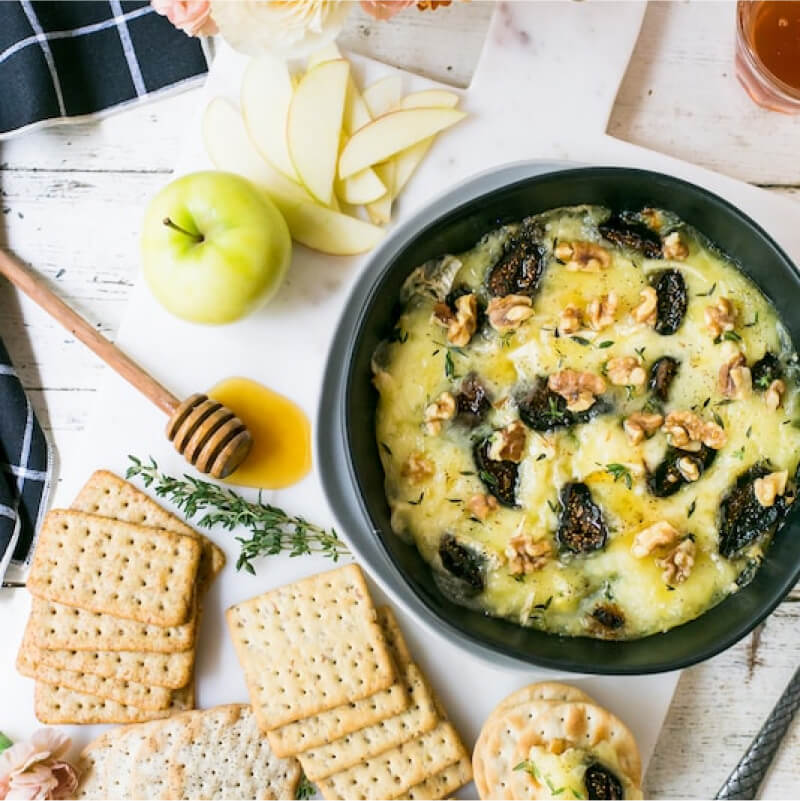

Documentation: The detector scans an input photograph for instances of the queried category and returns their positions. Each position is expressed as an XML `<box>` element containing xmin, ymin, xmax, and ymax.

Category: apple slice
<box><xmin>397</xmin><ymin>89</ymin><xmax>460</xmax><ymax>110</ymax></box>
<box><xmin>362</xmin><ymin>75</ymin><xmax>404</xmax><ymax>118</ymax></box>
<box><xmin>360</xmin><ymin>76</ymin><xmax>402</xmax><ymax>225</ymax></box>
<box><xmin>241</xmin><ymin>54</ymin><xmax>297</xmax><ymax>181</ymax></box>
<box><xmin>336</xmin><ymin>168</ymin><xmax>386</xmax><ymax>205</ymax></box>
<box><xmin>280</xmin><ymin>202</ymin><xmax>384</xmax><ymax>255</ymax></box>
<box><xmin>393</xmin><ymin>90</ymin><xmax>461</xmax><ymax>197</ymax></box>
<box><xmin>287</xmin><ymin>59</ymin><xmax>349</xmax><ymax>205</ymax></box>
<box><xmin>307</xmin><ymin>42</ymin><xmax>342</xmax><ymax>69</ymax></box>
<box><xmin>202</xmin><ymin>97</ymin><xmax>311</xmax><ymax>208</ymax></box>
<box><xmin>339</xmin><ymin>107</ymin><xmax>466</xmax><ymax>179</ymax></box>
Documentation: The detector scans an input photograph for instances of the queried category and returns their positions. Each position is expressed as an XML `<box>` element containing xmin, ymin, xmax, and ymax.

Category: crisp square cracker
<box><xmin>100</xmin><ymin>723</ymin><xmax>159</xmax><ymax>800</ymax></box>
<box><xmin>17</xmin><ymin>627</ymin><xmax>172</xmax><ymax>710</ymax></box>
<box><xmin>316</xmin><ymin>720</ymin><xmax>468</xmax><ymax>800</ymax></box>
<box><xmin>406</xmin><ymin>756</ymin><xmax>473</xmax><ymax>800</ymax></box>
<box><xmin>267</xmin><ymin>606</ymin><xmax>411</xmax><ymax>758</ymax></box>
<box><xmin>227</xmin><ymin>564</ymin><xmax>395</xmax><ymax>729</ymax></box>
<box><xmin>299</xmin><ymin>663</ymin><xmax>438</xmax><ymax>781</ymax></box>
<box><xmin>34</xmin><ymin>678</ymin><xmax>194</xmax><ymax>725</ymax></box>
<box><xmin>75</xmin><ymin>728</ymin><xmax>127</xmax><ymax>800</ymax></box>
<box><xmin>168</xmin><ymin>705</ymin><xmax>301</xmax><ymax>800</ymax></box>
<box><xmin>71</xmin><ymin>470</ymin><xmax>225</xmax><ymax>583</ymax></box>
<box><xmin>27</xmin><ymin>510</ymin><xmax>201</xmax><ymax>626</ymax></box>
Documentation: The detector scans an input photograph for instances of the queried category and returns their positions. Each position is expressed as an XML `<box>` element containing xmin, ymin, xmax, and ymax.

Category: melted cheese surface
<box><xmin>374</xmin><ymin>206</ymin><xmax>800</xmax><ymax>639</ymax></box>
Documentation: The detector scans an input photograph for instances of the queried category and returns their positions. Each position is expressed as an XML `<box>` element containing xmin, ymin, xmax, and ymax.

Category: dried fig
<box><xmin>647</xmin><ymin>445</ymin><xmax>716</xmax><ymax>498</ymax></box>
<box><xmin>719</xmin><ymin>464</ymin><xmax>788</xmax><ymax>558</ymax></box>
<box><xmin>752</xmin><ymin>351</ymin><xmax>782</xmax><ymax>391</ymax></box>
<box><xmin>599</xmin><ymin>214</ymin><xmax>663</xmax><ymax>259</ymax></box>
<box><xmin>473</xmin><ymin>439</ymin><xmax>519</xmax><ymax>507</ymax></box>
<box><xmin>438</xmin><ymin>534</ymin><xmax>485</xmax><ymax>594</ymax></box>
<box><xmin>486</xmin><ymin>229</ymin><xmax>547</xmax><ymax>298</ymax></box>
<box><xmin>649</xmin><ymin>356</ymin><xmax>680</xmax><ymax>402</ymax></box>
<box><xmin>653</xmin><ymin>269</ymin><xmax>688</xmax><ymax>335</ymax></box>
<box><xmin>584</xmin><ymin>763</ymin><xmax>624</xmax><ymax>800</ymax></box>
<box><xmin>456</xmin><ymin>373</ymin><xmax>491</xmax><ymax>426</ymax></box>
<box><xmin>557</xmin><ymin>482</ymin><xmax>608</xmax><ymax>554</ymax></box>
<box><xmin>517</xmin><ymin>378</ymin><xmax>611</xmax><ymax>432</ymax></box>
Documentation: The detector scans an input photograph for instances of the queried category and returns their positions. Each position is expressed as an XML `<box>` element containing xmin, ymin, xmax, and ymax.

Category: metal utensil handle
<box><xmin>715</xmin><ymin>665</ymin><xmax>800</xmax><ymax>799</ymax></box>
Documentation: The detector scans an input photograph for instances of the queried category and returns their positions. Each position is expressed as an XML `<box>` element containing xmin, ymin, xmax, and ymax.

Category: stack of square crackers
<box><xmin>226</xmin><ymin>563</ymin><xmax>473</xmax><ymax>800</ymax></box>
<box><xmin>16</xmin><ymin>470</ymin><xmax>224</xmax><ymax>725</ymax></box>
<box><xmin>73</xmin><ymin>703</ymin><xmax>301</xmax><ymax>800</ymax></box>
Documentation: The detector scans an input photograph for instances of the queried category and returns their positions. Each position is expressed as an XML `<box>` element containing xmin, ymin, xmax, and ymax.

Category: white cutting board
<box><xmin>10</xmin><ymin>1</ymin><xmax>800</xmax><ymax>792</ymax></box>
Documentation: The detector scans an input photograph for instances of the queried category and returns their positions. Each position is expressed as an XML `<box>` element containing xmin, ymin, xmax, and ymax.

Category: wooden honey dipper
<box><xmin>0</xmin><ymin>248</ymin><xmax>252</xmax><ymax>479</ymax></box>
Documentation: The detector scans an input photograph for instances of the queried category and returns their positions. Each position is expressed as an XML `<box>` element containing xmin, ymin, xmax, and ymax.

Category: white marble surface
<box><xmin>1</xmin><ymin>2</ymin><xmax>800</xmax><ymax>798</ymax></box>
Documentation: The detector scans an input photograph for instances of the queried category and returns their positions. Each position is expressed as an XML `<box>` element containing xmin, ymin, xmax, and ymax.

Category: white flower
<box><xmin>210</xmin><ymin>0</ymin><xmax>351</xmax><ymax>56</ymax></box>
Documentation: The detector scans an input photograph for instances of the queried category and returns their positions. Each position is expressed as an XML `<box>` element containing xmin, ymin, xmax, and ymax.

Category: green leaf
<box><xmin>687</xmin><ymin>499</ymin><xmax>696</xmax><ymax>518</ymax></box>
<box><xmin>513</xmin><ymin>760</ymin><xmax>540</xmax><ymax>779</ymax></box>
<box><xmin>479</xmin><ymin>470</ymin><xmax>498</xmax><ymax>488</ymax></box>
<box><xmin>445</xmin><ymin>350</ymin><xmax>455</xmax><ymax>379</ymax></box>
<box><xmin>296</xmin><ymin>772</ymin><xmax>317</xmax><ymax>800</ymax></box>
<box><xmin>571</xmin><ymin>335</ymin><xmax>591</xmax><ymax>347</ymax></box>
<box><xmin>697</xmin><ymin>282</ymin><xmax>716</xmax><ymax>297</ymax></box>
<box><xmin>127</xmin><ymin>456</ymin><xmax>349</xmax><ymax>576</ymax></box>
<box><xmin>606</xmin><ymin>463</ymin><xmax>633</xmax><ymax>489</ymax></box>
<box><xmin>597</xmin><ymin>340</ymin><xmax>614</xmax><ymax>349</ymax></box>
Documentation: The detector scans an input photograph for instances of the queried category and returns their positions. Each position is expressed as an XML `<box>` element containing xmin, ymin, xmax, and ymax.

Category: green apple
<box><xmin>141</xmin><ymin>171</ymin><xmax>291</xmax><ymax>325</ymax></box>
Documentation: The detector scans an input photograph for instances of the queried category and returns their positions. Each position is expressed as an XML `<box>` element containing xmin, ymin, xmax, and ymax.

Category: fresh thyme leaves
<box><xmin>746</xmin><ymin>425</ymin><xmax>752</xmax><ymax>439</ymax></box>
<box><xmin>571</xmin><ymin>335</ymin><xmax>591</xmax><ymax>347</ymax></box>
<box><xmin>444</xmin><ymin>349</ymin><xmax>455</xmax><ymax>379</ymax></box>
<box><xmin>733</xmin><ymin>446</ymin><xmax>745</xmax><ymax>460</ymax></box>
<box><xmin>479</xmin><ymin>469</ymin><xmax>498</xmax><ymax>488</ymax></box>
<box><xmin>380</xmin><ymin>442</ymin><xmax>393</xmax><ymax>456</ymax></box>
<box><xmin>634</xmin><ymin>345</ymin><xmax>646</xmax><ymax>359</ymax></box>
<box><xmin>745</xmin><ymin>312</ymin><xmax>759</xmax><ymax>328</ymax></box>
<box><xmin>597</xmin><ymin>340</ymin><xmax>614</xmax><ymax>349</ymax></box>
<box><xmin>606</xmin><ymin>463</ymin><xmax>633</xmax><ymax>489</ymax></box>
<box><xmin>296</xmin><ymin>772</ymin><xmax>316</xmax><ymax>800</ymax></box>
<box><xmin>408</xmin><ymin>492</ymin><xmax>425</xmax><ymax>505</ymax></box>
<box><xmin>126</xmin><ymin>456</ymin><xmax>348</xmax><ymax>575</ymax></box>
<box><xmin>546</xmin><ymin>395</ymin><xmax>568</xmax><ymax>424</ymax></box>
<box><xmin>514</xmin><ymin>760</ymin><xmax>541</xmax><ymax>779</ymax></box>
<box><xmin>697</xmin><ymin>282</ymin><xmax>716</xmax><ymax>297</ymax></box>
<box><xmin>536</xmin><ymin>453</ymin><xmax>547</xmax><ymax>461</ymax></box>
<box><xmin>547</xmin><ymin>499</ymin><xmax>559</xmax><ymax>513</ymax></box>
<box><xmin>389</xmin><ymin>327</ymin><xmax>409</xmax><ymax>344</ymax></box>
<box><xmin>687</xmin><ymin>499</ymin><xmax>696</xmax><ymax>518</ymax></box>
<box><xmin>712</xmin><ymin>410</ymin><xmax>724</xmax><ymax>428</ymax></box>
<box><xmin>715</xmin><ymin>330</ymin><xmax>742</xmax><ymax>344</ymax></box>
<box><xmin>533</xmin><ymin>595</ymin><xmax>553</xmax><ymax>611</ymax></box>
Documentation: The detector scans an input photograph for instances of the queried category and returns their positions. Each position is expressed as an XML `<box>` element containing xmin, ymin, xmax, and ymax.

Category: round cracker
<box><xmin>480</xmin><ymin>701</ymin><xmax>642</xmax><ymax>800</ymax></box>
<box><xmin>472</xmin><ymin>683</ymin><xmax>596</xmax><ymax>800</ymax></box>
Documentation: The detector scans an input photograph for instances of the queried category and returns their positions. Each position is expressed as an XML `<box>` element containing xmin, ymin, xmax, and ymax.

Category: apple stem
<box><xmin>163</xmin><ymin>217</ymin><xmax>204</xmax><ymax>243</ymax></box>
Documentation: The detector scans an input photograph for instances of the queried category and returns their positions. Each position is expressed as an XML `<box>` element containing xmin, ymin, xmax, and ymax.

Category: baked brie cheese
<box><xmin>373</xmin><ymin>205</ymin><xmax>800</xmax><ymax>639</ymax></box>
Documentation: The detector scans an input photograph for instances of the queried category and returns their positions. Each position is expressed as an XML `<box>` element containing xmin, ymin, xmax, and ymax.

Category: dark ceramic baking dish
<box><xmin>318</xmin><ymin>163</ymin><xmax>800</xmax><ymax>674</ymax></box>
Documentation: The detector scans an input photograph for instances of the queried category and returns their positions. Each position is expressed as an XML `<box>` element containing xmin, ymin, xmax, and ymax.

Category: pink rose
<box><xmin>151</xmin><ymin>0</ymin><xmax>219</xmax><ymax>36</ymax></box>
<box><xmin>360</xmin><ymin>0</ymin><xmax>414</xmax><ymax>21</ymax></box>
<box><xmin>0</xmin><ymin>730</ymin><xmax>78</xmax><ymax>801</ymax></box>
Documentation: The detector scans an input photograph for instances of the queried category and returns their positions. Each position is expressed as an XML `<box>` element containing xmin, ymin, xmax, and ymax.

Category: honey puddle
<box><xmin>208</xmin><ymin>377</ymin><xmax>311</xmax><ymax>489</ymax></box>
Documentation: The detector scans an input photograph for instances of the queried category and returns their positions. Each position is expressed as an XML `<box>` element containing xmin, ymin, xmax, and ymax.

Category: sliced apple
<box><xmin>307</xmin><ymin>42</ymin><xmax>342</xmax><ymax>69</ymax></box>
<box><xmin>287</xmin><ymin>59</ymin><xmax>349</xmax><ymax>205</ymax></box>
<box><xmin>393</xmin><ymin>90</ymin><xmax>461</xmax><ymax>197</ymax></box>
<box><xmin>397</xmin><ymin>89</ymin><xmax>460</xmax><ymax>110</ymax></box>
<box><xmin>339</xmin><ymin>108</ymin><xmax>466</xmax><ymax>179</ymax></box>
<box><xmin>241</xmin><ymin>54</ymin><xmax>297</xmax><ymax>181</ymax></box>
<box><xmin>202</xmin><ymin>97</ymin><xmax>311</xmax><ymax>208</ymax></box>
<box><xmin>336</xmin><ymin>168</ymin><xmax>386</xmax><ymax>205</ymax></box>
<box><xmin>362</xmin><ymin>75</ymin><xmax>404</xmax><ymax>118</ymax></box>
<box><xmin>280</xmin><ymin>201</ymin><xmax>384</xmax><ymax>255</ymax></box>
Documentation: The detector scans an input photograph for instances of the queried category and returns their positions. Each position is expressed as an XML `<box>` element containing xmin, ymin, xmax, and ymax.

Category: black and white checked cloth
<box><xmin>0</xmin><ymin>1</ymin><xmax>210</xmax><ymax>138</ymax></box>
<box><xmin>0</xmin><ymin>337</ymin><xmax>51</xmax><ymax>580</ymax></box>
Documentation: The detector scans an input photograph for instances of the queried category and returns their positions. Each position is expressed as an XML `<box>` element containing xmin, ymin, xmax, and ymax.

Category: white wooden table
<box><xmin>1</xmin><ymin>2</ymin><xmax>798</xmax><ymax>797</ymax></box>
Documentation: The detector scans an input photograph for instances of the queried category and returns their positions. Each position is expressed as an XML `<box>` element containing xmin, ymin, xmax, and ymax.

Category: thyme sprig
<box><xmin>126</xmin><ymin>456</ymin><xmax>349</xmax><ymax>574</ymax></box>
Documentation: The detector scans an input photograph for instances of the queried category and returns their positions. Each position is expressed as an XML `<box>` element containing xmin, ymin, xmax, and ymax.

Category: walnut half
<box><xmin>766</xmin><ymin>379</ymin><xmax>786</xmax><ymax>411</ymax></box>
<box><xmin>657</xmin><ymin>537</ymin><xmax>696</xmax><ymax>585</ymax></box>
<box><xmin>663</xmin><ymin>410</ymin><xmax>727</xmax><ymax>450</ymax></box>
<box><xmin>754</xmin><ymin>470</ymin><xmax>788</xmax><ymax>508</ymax></box>
<box><xmin>402</xmin><ymin>453</ymin><xmax>433</xmax><ymax>484</ymax></box>
<box><xmin>487</xmin><ymin>420</ymin><xmax>527</xmax><ymax>462</ymax></box>
<box><xmin>548</xmin><ymin>370</ymin><xmax>606</xmax><ymax>412</ymax></box>
<box><xmin>606</xmin><ymin>356</ymin><xmax>647</xmax><ymax>387</ymax></box>
<box><xmin>662</xmin><ymin>231</ymin><xmax>689</xmax><ymax>261</ymax></box>
<box><xmin>718</xmin><ymin>348</ymin><xmax>752</xmax><ymax>400</ymax></box>
<box><xmin>555</xmin><ymin>240</ymin><xmax>611</xmax><ymax>272</ymax></box>
<box><xmin>432</xmin><ymin>293</ymin><xmax>478</xmax><ymax>347</ymax></box>
<box><xmin>467</xmin><ymin>493</ymin><xmax>498</xmax><ymax>521</ymax></box>
<box><xmin>704</xmin><ymin>297</ymin><xmax>736</xmax><ymax>339</ymax></box>
<box><xmin>423</xmin><ymin>391</ymin><xmax>456</xmax><ymax>435</ymax></box>
<box><xmin>505</xmin><ymin>534</ymin><xmax>552</xmax><ymax>576</ymax></box>
<box><xmin>623</xmin><ymin>412</ymin><xmax>664</xmax><ymax>445</ymax></box>
<box><xmin>632</xmin><ymin>286</ymin><xmax>658</xmax><ymax>326</ymax></box>
<box><xmin>631</xmin><ymin>520</ymin><xmax>680</xmax><ymax>558</ymax></box>
<box><xmin>487</xmin><ymin>294</ymin><xmax>534</xmax><ymax>333</ymax></box>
